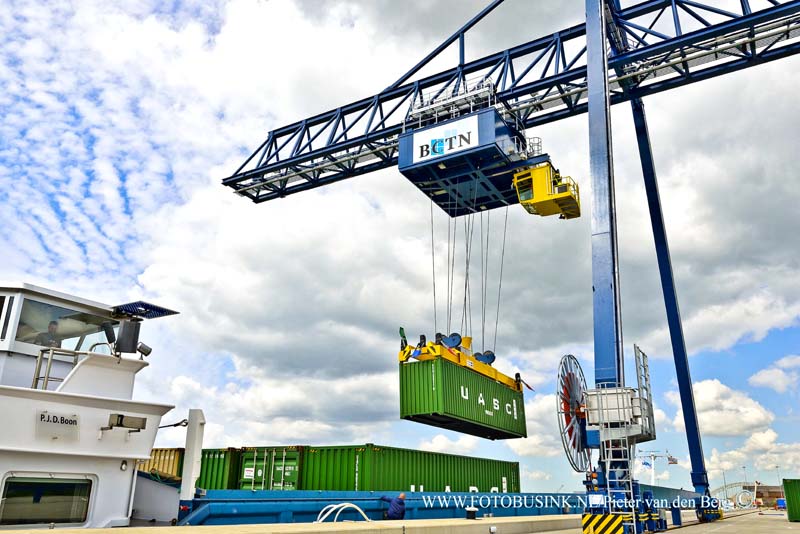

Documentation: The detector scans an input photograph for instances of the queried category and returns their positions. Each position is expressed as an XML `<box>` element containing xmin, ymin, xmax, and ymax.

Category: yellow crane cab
<box><xmin>513</xmin><ymin>162</ymin><xmax>581</xmax><ymax>219</ymax></box>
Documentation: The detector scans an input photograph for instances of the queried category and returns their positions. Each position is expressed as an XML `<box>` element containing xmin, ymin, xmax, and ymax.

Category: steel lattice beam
<box><xmin>223</xmin><ymin>0</ymin><xmax>800</xmax><ymax>204</ymax></box>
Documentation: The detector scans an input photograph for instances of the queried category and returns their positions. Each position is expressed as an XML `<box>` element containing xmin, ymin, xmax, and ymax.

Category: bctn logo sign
<box><xmin>418</xmin><ymin>131</ymin><xmax>473</xmax><ymax>159</ymax></box>
<box><xmin>411</xmin><ymin>115</ymin><xmax>479</xmax><ymax>163</ymax></box>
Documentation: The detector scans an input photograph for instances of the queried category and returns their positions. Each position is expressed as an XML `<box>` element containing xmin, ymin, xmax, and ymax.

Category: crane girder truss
<box><xmin>223</xmin><ymin>0</ymin><xmax>800</xmax><ymax>204</ymax></box>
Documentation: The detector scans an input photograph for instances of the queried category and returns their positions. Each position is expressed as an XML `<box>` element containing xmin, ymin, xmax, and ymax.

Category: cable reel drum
<box><xmin>557</xmin><ymin>354</ymin><xmax>591</xmax><ymax>472</ymax></box>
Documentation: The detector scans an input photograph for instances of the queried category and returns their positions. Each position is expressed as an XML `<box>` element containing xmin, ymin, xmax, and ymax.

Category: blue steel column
<box><xmin>586</xmin><ymin>0</ymin><xmax>624</xmax><ymax>388</ymax></box>
<box><xmin>630</xmin><ymin>97</ymin><xmax>710</xmax><ymax>495</ymax></box>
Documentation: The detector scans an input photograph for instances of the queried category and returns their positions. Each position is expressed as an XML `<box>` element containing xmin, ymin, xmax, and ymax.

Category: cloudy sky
<box><xmin>1</xmin><ymin>0</ymin><xmax>799</xmax><ymax>493</ymax></box>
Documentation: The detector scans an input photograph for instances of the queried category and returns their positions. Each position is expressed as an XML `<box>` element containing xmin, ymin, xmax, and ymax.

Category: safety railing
<box><xmin>31</xmin><ymin>344</ymin><xmax>114</xmax><ymax>390</ymax></box>
<box><xmin>548</xmin><ymin>175</ymin><xmax>579</xmax><ymax>198</ymax></box>
<box><xmin>497</xmin><ymin>136</ymin><xmax>542</xmax><ymax>162</ymax></box>
<box><xmin>407</xmin><ymin>75</ymin><xmax>497</xmax><ymax>128</ymax></box>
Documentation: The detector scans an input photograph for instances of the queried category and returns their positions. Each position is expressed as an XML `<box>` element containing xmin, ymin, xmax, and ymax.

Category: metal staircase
<box><xmin>594</xmin><ymin>383</ymin><xmax>638</xmax><ymax>531</ymax></box>
<box><xmin>582</xmin><ymin>345</ymin><xmax>659</xmax><ymax>531</ymax></box>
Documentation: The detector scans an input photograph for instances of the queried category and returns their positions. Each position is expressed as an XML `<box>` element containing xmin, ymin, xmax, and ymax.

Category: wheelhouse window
<box><xmin>0</xmin><ymin>477</ymin><xmax>92</xmax><ymax>525</ymax></box>
<box><xmin>14</xmin><ymin>299</ymin><xmax>117</xmax><ymax>352</ymax></box>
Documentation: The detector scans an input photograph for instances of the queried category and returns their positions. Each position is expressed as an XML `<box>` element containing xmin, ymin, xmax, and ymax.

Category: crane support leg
<box><xmin>630</xmin><ymin>97</ymin><xmax>709</xmax><ymax>496</ymax></box>
<box><xmin>587</xmin><ymin>0</ymin><xmax>624</xmax><ymax>388</ymax></box>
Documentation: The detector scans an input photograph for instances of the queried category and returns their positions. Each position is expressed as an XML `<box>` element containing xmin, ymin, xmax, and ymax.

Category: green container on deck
<box><xmin>239</xmin><ymin>447</ymin><xmax>303</xmax><ymax>490</ymax></box>
<box><xmin>300</xmin><ymin>444</ymin><xmax>519</xmax><ymax>493</ymax></box>
<box><xmin>785</xmin><ymin>479</ymin><xmax>800</xmax><ymax>521</ymax></box>
<box><xmin>399</xmin><ymin>358</ymin><xmax>527</xmax><ymax>440</ymax></box>
<box><xmin>196</xmin><ymin>448</ymin><xmax>241</xmax><ymax>490</ymax></box>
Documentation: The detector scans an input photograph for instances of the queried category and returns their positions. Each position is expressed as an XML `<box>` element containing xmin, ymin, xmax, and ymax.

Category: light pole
<box><xmin>638</xmin><ymin>450</ymin><xmax>664</xmax><ymax>487</ymax></box>
<box><xmin>742</xmin><ymin>466</ymin><xmax>748</xmax><ymax>487</ymax></box>
<box><xmin>776</xmin><ymin>465</ymin><xmax>784</xmax><ymax>499</ymax></box>
<box><xmin>722</xmin><ymin>470</ymin><xmax>729</xmax><ymax>503</ymax></box>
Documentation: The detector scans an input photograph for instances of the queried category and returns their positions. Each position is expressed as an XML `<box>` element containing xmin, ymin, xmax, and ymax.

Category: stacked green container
<box><xmin>196</xmin><ymin>448</ymin><xmax>242</xmax><ymax>490</ymax></box>
<box><xmin>147</xmin><ymin>443</ymin><xmax>520</xmax><ymax>492</ymax></box>
<box><xmin>300</xmin><ymin>444</ymin><xmax>519</xmax><ymax>492</ymax></box>
<box><xmin>301</xmin><ymin>445</ymin><xmax>369</xmax><ymax>491</ymax></box>
<box><xmin>785</xmin><ymin>479</ymin><xmax>800</xmax><ymax>522</ymax></box>
<box><xmin>238</xmin><ymin>447</ymin><xmax>303</xmax><ymax>490</ymax></box>
<box><xmin>400</xmin><ymin>358</ymin><xmax>527</xmax><ymax>440</ymax></box>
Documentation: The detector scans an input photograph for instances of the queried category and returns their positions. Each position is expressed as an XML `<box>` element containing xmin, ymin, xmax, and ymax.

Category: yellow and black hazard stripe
<box><xmin>582</xmin><ymin>513</ymin><xmax>627</xmax><ymax>534</ymax></box>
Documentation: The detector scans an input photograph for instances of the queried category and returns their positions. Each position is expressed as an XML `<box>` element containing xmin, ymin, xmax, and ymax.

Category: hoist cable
<box><xmin>479</xmin><ymin>211</ymin><xmax>486</xmax><ymax>351</ymax></box>
<box><xmin>445</xmin><ymin>213</ymin><xmax>451</xmax><ymax>333</ymax></box>
<box><xmin>482</xmin><ymin>210</ymin><xmax>493</xmax><ymax>352</ymax></box>
<box><xmin>493</xmin><ymin>205</ymin><xmax>509</xmax><ymax>352</ymax></box>
<box><xmin>445</xmin><ymin>187</ymin><xmax>455</xmax><ymax>334</ymax></box>
<box><xmin>430</xmin><ymin>198</ymin><xmax>437</xmax><ymax>334</ymax></box>
<box><xmin>461</xmin><ymin>210</ymin><xmax>476</xmax><ymax>338</ymax></box>
<box><xmin>448</xmin><ymin>212</ymin><xmax>458</xmax><ymax>334</ymax></box>
<box><xmin>478</xmin><ymin>211</ymin><xmax>482</xmax><ymax>350</ymax></box>
<box><xmin>461</xmin><ymin>182</ymin><xmax>480</xmax><ymax>340</ymax></box>
<box><xmin>460</xmin><ymin>214</ymin><xmax>470</xmax><ymax>336</ymax></box>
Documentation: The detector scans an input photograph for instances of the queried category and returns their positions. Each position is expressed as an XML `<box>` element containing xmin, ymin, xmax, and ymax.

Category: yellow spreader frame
<box><xmin>513</xmin><ymin>162</ymin><xmax>581</xmax><ymax>219</ymax></box>
<box><xmin>399</xmin><ymin>337</ymin><xmax>522</xmax><ymax>392</ymax></box>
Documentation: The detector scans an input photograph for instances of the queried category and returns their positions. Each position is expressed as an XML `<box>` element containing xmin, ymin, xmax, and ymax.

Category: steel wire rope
<box><xmin>460</xmin><ymin>213</ymin><xmax>468</xmax><ymax>336</ymax></box>
<box><xmin>443</xmin><ymin>181</ymin><xmax>451</xmax><ymax>334</ymax></box>
<box><xmin>465</xmin><ymin>215</ymin><xmax>475</xmax><ymax>341</ymax></box>
<box><xmin>445</xmin><ymin>201</ymin><xmax>451</xmax><ymax>335</ymax></box>
<box><xmin>447</xmin><ymin>191</ymin><xmax>458</xmax><ymax>334</ymax></box>
<box><xmin>493</xmin><ymin>205</ymin><xmax>509</xmax><ymax>352</ymax></box>
<box><xmin>479</xmin><ymin>209</ymin><xmax>492</xmax><ymax>352</ymax></box>
<box><xmin>430</xmin><ymin>197</ymin><xmax>437</xmax><ymax>334</ymax></box>
<box><xmin>445</xmin><ymin>180</ymin><xmax>457</xmax><ymax>334</ymax></box>
<box><xmin>478</xmin><ymin>210</ymin><xmax>483</xmax><ymax>351</ymax></box>
<box><xmin>444</xmin><ymin>180</ymin><xmax>452</xmax><ymax>335</ymax></box>
<box><xmin>460</xmin><ymin>180</ymin><xmax>480</xmax><ymax>340</ymax></box>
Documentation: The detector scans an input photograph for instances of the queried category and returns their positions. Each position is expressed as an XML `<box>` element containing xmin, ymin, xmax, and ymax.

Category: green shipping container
<box><xmin>300</xmin><ymin>444</ymin><xmax>520</xmax><ymax>493</ymax></box>
<box><xmin>196</xmin><ymin>448</ymin><xmax>242</xmax><ymax>490</ymax></box>
<box><xmin>399</xmin><ymin>358</ymin><xmax>527</xmax><ymax>440</ymax></box>
<box><xmin>785</xmin><ymin>479</ymin><xmax>800</xmax><ymax>522</ymax></box>
<box><xmin>239</xmin><ymin>447</ymin><xmax>303</xmax><ymax>490</ymax></box>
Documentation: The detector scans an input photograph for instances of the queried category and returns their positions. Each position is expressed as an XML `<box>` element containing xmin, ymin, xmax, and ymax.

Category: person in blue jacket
<box><xmin>380</xmin><ymin>492</ymin><xmax>406</xmax><ymax>519</ymax></box>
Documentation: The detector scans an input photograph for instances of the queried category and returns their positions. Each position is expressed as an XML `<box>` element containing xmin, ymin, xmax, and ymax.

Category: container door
<box><xmin>272</xmin><ymin>450</ymin><xmax>300</xmax><ymax>490</ymax></box>
<box><xmin>240</xmin><ymin>449</ymin><xmax>275</xmax><ymax>490</ymax></box>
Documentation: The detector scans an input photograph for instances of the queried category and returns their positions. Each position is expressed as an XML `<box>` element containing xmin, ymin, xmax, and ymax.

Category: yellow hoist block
<box><xmin>513</xmin><ymin>162</ymin><xmax>581</xmax><ymax>219</ymax></box>
<box><xmin>399</xmin><ymin>337</ymin><xmax>522</xmax><ymax>392</ymax></box>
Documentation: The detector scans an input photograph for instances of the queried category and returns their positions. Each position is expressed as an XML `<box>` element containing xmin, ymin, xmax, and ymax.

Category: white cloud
<box><xmin>146</xmin><ymin>357</ymin><xmax>398</xmax><ymax>447</ymax></box>
<box><xmin>636</xmin><ymin>467</ymin><xmax>671</xmax><ymax>483</ymax></box>
<box><xmin>521</xmin><ymin>466</ymin><xmax>552</xmax><ymax>481</ymax></box>
<box><xmin>506</xmin><ymin>394</ymin><xmax>562</xmax><ymax>458</ymax></box>
<box><xmin>748</xmin><ymin>367</ymin><xmax>798</xmax><ymax>394</ymax></box>
<box><xmin>1</xmin><ymin>0</ymin><xmax>800</xmax><ymax>459</ymax></box>
<box><xmin>707</xmin><ymin>429</ymin><xmax>800</xmax><ymax>485</ymax></box>
<box><xmin>640</xmin><ymin>292</ymin><xmax>800</xmax><ymax>359</ymax></box>
<box><xmin>418</xmin><ymin>434</ymin><xmax>479</xmax><ymax>455</ymax></box>
<box><xmin>777</xmin><ymin>355</ymin><xmax>800</xmax><ymax>369</ymax></box>
<box><xmin>653</xmin><ymin>405</ymin><xmax>671</xmax><ymax>430</ymax></box>
<box><xmin>748</xmin><ymin>354</ymin><xmax>800</xmax><ymax>393</ymax></box>
<box><xmin>666</xmin><ymin>379</ymin><xmax>774</xmax><ymax>437</ymax></box>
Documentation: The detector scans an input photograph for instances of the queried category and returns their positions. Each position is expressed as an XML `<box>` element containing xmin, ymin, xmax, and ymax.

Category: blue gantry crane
<box><xmin>222</xmin><ymin>0</ymin><xmax>800</xmax><ymax>531</ymax></box>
